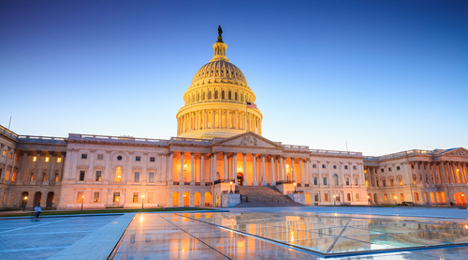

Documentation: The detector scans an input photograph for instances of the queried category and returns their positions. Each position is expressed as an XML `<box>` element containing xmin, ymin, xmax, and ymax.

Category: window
<box><xmin>376</xmin><ymin>180</ymin><xmax>379</xmax><ymax>187</ymax></box>
<box><xmin>313</xmin><ymin>177</ymin><xmax>317</xmax><ymax>185</ymax></box>
<box><xmin>149</xmin><ymin>172</ymin><xmax>154</xmax><ymax>183</ymax></box>
<box><xmin>382</xmin><ymin>180</ymin><xmax>386</xmax><ymax>187</ymax></box>
<box><xmin>315</xmin><ymin>193</ymin><xmax>319</xmax><ymax>202</ymax></box>
<box><xmin>400</xmin><ymin>193</ymin><xmax>405</xmax><ymax>201</ymax></box>
<box><xmin>134</xmin><ymin>172</ymin><xmax>140</xmax><ymax>182</ymax></box>
<box><xmin>356</xmin><ymin>193</ymin><xmax>360</xmax><ymax>201</ymax></box>
<box><xmin>365</xmin><ymin>180</ymin><xmax>369</xmax><ymax>187</ymax></box>
<box><xmin>148</xmin><ymin>192</ymin><xmax>154</xmax><ymax>203</ymax></box>
<box><xmin>93</xmin><ymin>192</ymin><xmax>99</xmax><ymax>203</ymax></box>
<box><xmin>42</xmin><ymin>172</ymin><xmax>46</xmax><ymax>182</ymax></box>
<box><xmin>396</xmin><ymin>166</ymin><xmax>401</xmax><ymax>171</ymax></box>
<box><xmin>399</xmin><ymin>178</ymin><xmax>403</xmax><ymax>186</ymax></box>
<box><xmin>1</xmin><ymin>150</ymin><xmax>5</xmax><ymax>156</ymax></box>
<box><xmin>57</xmin><ymin>157</ymin><xmax>61</xmax><ymax>163</ymax></box>
<box><xmin>411</xmin><ymin>165</ymin><xmax>414</xmax><ymax>169</ymax></box>
<box><xmin>117</xmin><ymin>155</ymin><xmax>122</xmax><ymax>161</ymax></box>
<box><xmin>135</xmin><ymin>156</ymin><xmax>141</xmax><ymax>162</ymax></box>
<box><xmin>322</xmin><ymin>164</ymin><xmax>326</xmax><ymax>169</ymax></box>
<box><xmin>312</xmin><ymin>164</ymin><xmax>316</xmax><ymax>168</ymax></box>
<box><xmin>346</xmin><ymin>178</ymin><xmax>350</xmax><ymax>186</ymax></box>
<box><xmin>97</xmin><ymin>154</ymin><xmax>103</xmax><ymax>160</ymax></box>
<box><xmin>81</xmin><ymin>154</ymin><xmax>87</xmax><ymax>159</ymax></box>
<box><xmin>333</xmin><ymin>174</ymin><xmax>339</xmax><ymax>185</ymax></box>
<box><xmin>45</xmin><ymin>157</ymin><xmax>49</xmax><ymax>162</ymax></box>
<box><xmin>390</xmin><ymin>179</ymin><xmax>394</xmax><ymax>186</ymax></box>
<box><xmin>333</xmin><ymin>165</ymin><xmax>337</xmax><ymax>169</ymax></box>
<box><xmin>2</xmin><ymin>192</ymin><xmax>6</xmax><ymax>203</ymax></box>
<box><xmin>79</xmin><ymin>171</ymin><xmax>85</xmax><ymax>181</ymax></box>
<box><xmin>344</xmin><ymin>165</ymin><xmax>348</xmax><ymax>170</ymax></box>
<box><xmin>133</xmin><ymin>192</ymin><xmax>139</xmax><ymax>203</ymax></box>
<box><xmin>33</xmin><ymin>156</ymin><xmax>37</xmax><ymax>162</ymax></box>
<box><xmin>353</xmin><ymin>166</ymin><xmax>357</xmax><ymax>170</ymax></box>
<box><xmin>113</xmin><ymin>192</ymin><xmax>120</xmax><ymax>203</ymax></box>
<box><xmin>95</xmin><ymin>171</ymin><xmax>102</xmax><ymax>181</ymax></box>
<box><xmin>324</xmin><ymin>193</ymin><xmax>329</xmax><ymax>202</ymax></box>
<box><xmin>323</xmin><ymin>177</ymin><xmax>327</xmax><ymax>185</ymax></box>
<box><xmin>150</xmin><ymin>157</ymin><xmax>155</xmax><ymax>162</ymax></box>
<box><xmin>388</xmin><ymin>167</ymin><xmax>392</xmax><ymax>172</ymax></box>
<box><xmin>77</xmin><ymin>192</ymin><xmax>83</xmax><ymax>203</ymax></box>
<box><xmin>55</xmin><ymin>172</ymin><xmax>59</xmax><ymax>182</ymax></box>
<box><xmin>384</xmin><ymin>194</ymin><xmax>388</xmax><ymax>201</ymax></box>
<box><xmin>347</xmin><ymin>193</ymin><xmax>351</xmax><ymax>201</ymax></box>
<box><xmin>355</xmin><ymin>178</ymin><xmax>358</xmax><ymax>185</ymax></box>
<box><xmin>115</xmin><ymin>167</ymin><xmax>122</xmax><ymax>182</ymax></box>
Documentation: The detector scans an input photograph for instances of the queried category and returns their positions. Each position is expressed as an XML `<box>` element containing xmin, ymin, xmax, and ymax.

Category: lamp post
<box><xmin>81</xmin><ymin>195</ymin><xmax>84</xmax><ymax>211</ymax></box>
<box><xmin>394</xmin><ymin>195</ymin><xmax>397</xmax><ymax>206</ymax></box>
<box><xmin>367</xmin><ymin>195</ymin><xmax>371</xmax><ymax>205</ymax></box>
<box><xmin>23</xmin><ymin>196</ymin><xmax>28</xmax><ymax>211</ymax></box>
<box><xmin>142</xmin><ymin>194</ymin><xmax>145</xmax><ymax>209</ymax></box>
<box><xmin>333</xmin><ymin>195</ymin><xmax>336</xmax><ymax>206</ymax></box>
<box><xmin>229</xmin><ymin>181</ymin><xmax>233</xmax><ymax>194</ymax></box>
<box><xmin>293</xmin><ymin>182</ymin><xmax>297</xmax><ymax>194</ymax></box>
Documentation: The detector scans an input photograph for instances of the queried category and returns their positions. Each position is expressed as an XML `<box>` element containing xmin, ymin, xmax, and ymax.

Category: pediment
<box><xmin>212</xmin><ymin>132</ymin><xmax>282</xmax><ymax>149</ymax></box>
<box><xmin>442</xmin><ymin>147</ymin><xmax>468</xmax><ymax>157</ymax></box>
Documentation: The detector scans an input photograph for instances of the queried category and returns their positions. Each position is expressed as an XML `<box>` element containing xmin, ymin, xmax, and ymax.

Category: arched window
<box><xmin>313</xmin><ymin>177</ymin><xmax>317</xmax><ymax>185</ymax></box>
<box><xmin>323</xmin><ymin>177</ymin><xmax>327</xmax><ymax>185</ymax></box>
<box><xmin>346</xmin><ymin>178</ymin><xmax>349</xmax><ymax>186</ymax></box>
<box><xmin>305</xmin><ymin>193</ymin><xmax>311</xmax><ymax>205</ymax></box>
<box><xmin>197</xmin><ymin>93</ymin><xmax>200</xmax><ymax>101</ymax></box>
<box><xmin>215</xmin><ymin>90</ymin><xmax>218</xmax><ymax>99</ymax></box>
<box><xmin>203</xmin><ymin>92</ymin><xmax>206</xmax><ymax>100</ymax></box>
<box><xmin>205</xmin><ymin>192</ymin><xmax>212</xmax><ymax>206</ymax></box>
<box><xmin>221</xmin><ymin>90</ymin><xmax>225</xmax><ymax>99</ymax></box>
<box><xmin>194</xmin><ymin>192</ymin><xmax>201</xmax><ymax>207</ymax></box>
<box><xmin>115</xmin><ymin>167</ymin><xmax>122</xmax><ymax>182</ymax></box>
<box><xmin>172</xmin><ymin>192</ymin><xmax>179</xmax><ymax>207</ymax></box>
<box><xmin>334</xmin><ymin>174</ymin><xmax>339</xmax><ymax>185</ymax></box>
<box><xmin>228</xmin><ymin>91</ymin><xmax>231</xmax><ymax>99</ymax></box>
<box><xmin>208</xmin><ymin>91</ymin><xmax>212</xmax><ymax>100</ymax></box>
<box><xmin>241</xmin><ymin>94</ymin><xmax>244</xmax><ymax>102</ymax></box>
<box><xmin>183</xmin><ymin>192</ymin><xmax>190</xmax><ymax>207</ymax></box>
<box><xmin>235</xmin><ymin>92</ymin><xmax>238</xmax><ymax>100</ymax></box>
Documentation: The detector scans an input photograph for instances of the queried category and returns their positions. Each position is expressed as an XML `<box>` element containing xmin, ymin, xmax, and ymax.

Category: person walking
<box><xmin>34</xmin><ymin>204</ymin><xmax>41</xmax><ymax>220</ymax></box>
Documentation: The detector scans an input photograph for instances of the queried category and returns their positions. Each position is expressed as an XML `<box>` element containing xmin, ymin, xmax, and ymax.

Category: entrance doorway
<box><xmin>237</xmin><ymin>173</ymin><xmax>243</xmax><ymax>186</ymax></box>
<box><xmin>454</xmin><ymin>192</ymin><xmax>466</xmax><ymax>207</ymax></box>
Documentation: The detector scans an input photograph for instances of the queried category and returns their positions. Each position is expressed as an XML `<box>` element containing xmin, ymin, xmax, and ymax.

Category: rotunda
<box><xmin>176</xmin><ymin>28</ymin><xmax>263</xmax><ymax>139</ymax></box>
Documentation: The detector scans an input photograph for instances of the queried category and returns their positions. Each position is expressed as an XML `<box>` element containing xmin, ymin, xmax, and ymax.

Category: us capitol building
<box><xmin>1</xmin><ymin>29</ymin><xmax>467</xmax><ymax>210</ymax></box>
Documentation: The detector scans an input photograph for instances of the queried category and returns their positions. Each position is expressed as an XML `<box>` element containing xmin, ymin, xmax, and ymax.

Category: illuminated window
<box><xmin>2</xmin><ymin>192</ymin><xmax>5</xmax><ymax>204</ymax></box>
<box><xmin>9</xmin><ymin>153</ymin><xmax>12</xmax><ymax>159</ymax></box>
<box><xmin>33</xmin><ymin>156</ymin><xmax>37</xmax><ymax>162</ymax></box>
<box><xmin>95</xmin><ymin>171</ymin><xmax>102</xmax><ymax>181</ymax></box>
<box><xmin>76</xmin><ymin>192</ymin><xmax>83</xmax><ymax>203</ymax></box>
<box><xmin>113</xmin><ymin>192</ymin><xmax>120</xmax><ymax>203</ymax></box>
<box><xmin>399</xmin><ymin>178</ymin><xmax>403</xmax><ymax>186</ymax></box>
<box><xmin>93</xmin><ymin>192</ymin><xmax>100</xmax><ymax>203</ymax></box>
<box><xmin>45</xmin><ymin>157</ymin><xmax>49</xmax><ymax>162</ymax></box>
<box><xmin>81</xmin><ymin>154</ymin><xmax>87</xmax><ymax>159</ymax></box>
<box><xmin>2</xmin><ymin>150</ymin><xmax>5</xmax><ymax>156</ymax></box>
<box><xmin>97</xmin><ymin>154</ymin><xmax>103</xmax><ymax>160</ymax></box>
<box><xmin>390</xmin><ymin>179</ymin><xmax>394</xmax><ymax>186</ymax></box>
<box><xmin>115</xmin><ymin>167</ymin><xmax>122</xmax><ymax>182</ymax></box>
<box><xmin>55</xmin><ymin>172</ymin><xmax>59</xmax><ymax>182</ymax></box>
<box><xmin>42</xmin><ymin>172</ymin><xmax>46</xmax><ymax>182</ymax></box>
<box><xmin>57</xmin><ymin>157</ymin><xmax>61</xmax><ymax>163</ymax></box>
<box><xmin>324</xmin><ymin>193</ymin><xmax>329</xmax><ymax>202</ymax></box>
<box><xmin>382</xmin><ymin>180</ymin><xmax>386</xmax><ymax>187</ymax></box>
<box><xmin>133</xmin><ymin>192</ymin><xmax>139</xmax><ymax>203</ymax></box>
<box><xmin>79</xmin><ymin>171</ymin><xmax>85</xmax><ymax>181</ymax></box>
<box><xmin>400</xmin><ymin>193</ymin><xmax>405</xmax><ymax>201</ymax></box>
<box><xmin>365</xmin><ymin>180</ymin><xmax>369</xmax><ymax>187</ymax></box>
<box><xmin>356</xmin><ymin>193</ymin><xmax>360</xmax><ymax>201</ymax></box>
<box><xmin>384</xmin><ymin>194</ymin><xmax>388</xmax><ymax>201</ymax></box>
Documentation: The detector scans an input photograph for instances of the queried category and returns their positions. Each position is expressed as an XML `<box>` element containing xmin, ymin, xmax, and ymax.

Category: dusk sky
<box><xmin>1</xmin><ymin>0</ymin><xmax>467</xmax><ymax>156</ymax></box>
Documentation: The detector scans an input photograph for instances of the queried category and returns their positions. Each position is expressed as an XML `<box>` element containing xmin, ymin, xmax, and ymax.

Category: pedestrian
<box><xmin>34</xmin><ymin>204</ymin><xmax>41</xmax><ymax>220</ymax></box>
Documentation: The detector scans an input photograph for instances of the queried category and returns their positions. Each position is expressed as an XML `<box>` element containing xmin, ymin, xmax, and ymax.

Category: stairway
<box><xmin>235</xmin><ymin>186</ymin><xmax>304</xmax><ymax>208</ymax></box>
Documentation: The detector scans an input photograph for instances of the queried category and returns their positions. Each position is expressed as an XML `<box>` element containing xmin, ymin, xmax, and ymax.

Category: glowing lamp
<box><xmin>24</xmin><ymin>196</ymin><xmax>28</xmax><ymax>200</ymax></box>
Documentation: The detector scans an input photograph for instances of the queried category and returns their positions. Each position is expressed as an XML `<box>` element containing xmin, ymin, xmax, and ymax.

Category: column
<box><xmin>20</xmin><ymin>150</ymin><xmax>28</xmax><ymax>183</ymax></box>
<box><xmin>326</xmin><ymin>161</ymin><xmax>330</xmax><ymax>186</ymax></box>
<box><xmin>180</xmin><ymin>152</ymin><xmax>184</xmax><ymax>185</ymax></box>
<box><xmin>243</xmin><ymin>153</ymin><xmax>247</xmax><ymax>185</ymax></box>
<box><xmin>463</xmin><ymin>163</ymin><xmax>468</xmax><ymax>183</ymax></box>
<box><xmin>60</xmin><ymin>151</ymin><xmax>66</xmax><ymax>182</ymax></box>
<box><xmin>33</xmin><ymin>150</ymin><xmax>41</xmax><ymax>183</ymax></box>
<box><xmin>201</xmin><ymin>153</ymin><xmax>205</xmax><ymax>185</ymax></box>
<box><xmin>291</xmin><ymin>157</ymin><xmax>295</xmax><ymax>181</ymax></box>
<box><xmin>253</xmin><ymin>154</ymin><xmax>257</xmax><ymax>185</ymax></box>
<box><xmin>280</xmin><ymin>157</ymin><xmax>284</xmax><ymax>182</ymax></box>
<box><xmin>234</xmin><ymin>153</ymin><xmax>238</xmax><ymax>185</ymax></box>
<box><xmin>439</xmin><ymin>162</ymin><xmax>447</xmax><ymax>185</ymax></box>
<box><xmin>271</xmin><ymin>155</ymin><xmax>275</xmax><ymax>185</ymax></box>
<box><xmin>210</xmin><ymin>109</ymin><xmax>214</xmax><ymax>129</ymax></box>
<box><xmin>190</xmin><ymin>152</ymin><xmax>195</xmax><ymax>185</ymax></box>
<box><xmin>307</xmin><ymin>159</ymin><xmax>311</xmax><ymax>185</ymax></box>
<box><xmin>47</xmin><ymin>151</ymin><xmax>54</xmax><ymax>182</ymax></box>
<box><xmin>299</xmin><ymin>158</ymin><xmax>303</xmax><ymax>185</ymax></box>
<box><xmin>223</xmin><ymin>152</ymin><xmax>227</xmax><ymax>180</ymax></box>
<box><xmin>235</xmin><ymin>110</ymin><xmax>238</xmax><ymax>129</ymax></box>
<box><xmin>218</xmin><ymin>109</ymin><xmax>222</xmax><ymax>129</ymax></box>
<box><xmin>213</xmin><ymin>152</ymin><xmax>217</xmax><ymax>181</ymax></box>
<box><xmin>446</xmin><ymin>162</ymin><xmax>454</xmax><ymax>184</ymax></box>
<box><xmin>262</xmin><ymin>154</ymin><xmax>266</xmax><ymax>186</ymax></box>
<box><xmin>169</xmin><ymin>152</ymin><xmax>173</xmax><ymax>185</ymax></box>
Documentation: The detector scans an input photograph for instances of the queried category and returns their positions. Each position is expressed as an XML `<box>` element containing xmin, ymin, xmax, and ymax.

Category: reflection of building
<box><xmin>0</xmin><ymin>30</ymin><xmax>466</xmax><ymax>209</ymax></box>
<box><xmin>364</xmin><ymin>148</ymin><xmax>468</xmax><ymax>207</ymax></box>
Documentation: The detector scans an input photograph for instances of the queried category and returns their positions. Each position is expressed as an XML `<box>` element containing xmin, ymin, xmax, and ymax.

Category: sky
<box><xmin>1</xmin><ymin>0</ymin><xmax>467</xmax><ymax>156</ymax></box>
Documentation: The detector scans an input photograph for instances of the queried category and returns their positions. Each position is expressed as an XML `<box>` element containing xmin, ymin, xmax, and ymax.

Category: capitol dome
<box><xmin>176</xmin><ymin>28</ymin><xmax>263</xmax><ymax>139</ymax></box>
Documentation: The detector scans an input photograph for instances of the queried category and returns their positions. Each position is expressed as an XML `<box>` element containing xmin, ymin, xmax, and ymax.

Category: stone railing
<box><xmin>0</xmin><ymin>125</ymin><xmax>18</xmax><ymax>139</ymax></box>
<box><xmin>18</xmin><ymin>135</ymin><xmax>66</xmax><ymax>144</ymax></box>
<box><xmin>364</xmin><ymin>149</ymin><xmax>434</xmax><ymax>161</ymax></box>
<box><xmin>310</xmin><ymin>149</ymin><xmax>362</xmax><ymax>157</ymax></box>
<box><xmin>169</xmin><ymin>137</ymin><xmax>212</xmax><ymax>145</ymax></box>
<box><xmin>283</xmin><ymin>145</ymin><xmax>309</xmax><ymax>151</ymax></box>
<box><xmin>68</xmin><ymin>134</ymin><xmax>168</xmax><ymax>145</ymax></box>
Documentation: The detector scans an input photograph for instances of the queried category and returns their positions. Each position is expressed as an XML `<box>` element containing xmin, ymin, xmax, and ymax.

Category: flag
<box><xmin>246</xmin><ymin>102</ymin><xmax>257</xmax><ymax>109</ymax></box>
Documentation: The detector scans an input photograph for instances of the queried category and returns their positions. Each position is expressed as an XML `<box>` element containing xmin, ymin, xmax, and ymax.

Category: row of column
<box><xmin>411</xmin><ymin>161</ymin><xmax>468</xmax><ymax>186</ymax></box>
<box><xmin>177</xmin><ymin>109</ymin><xmax>261</xmax><ymax>135</ymax></box>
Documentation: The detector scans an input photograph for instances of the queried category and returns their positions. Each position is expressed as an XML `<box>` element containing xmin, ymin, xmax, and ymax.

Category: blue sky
<box><xmin>1</xmin><ymin>0</ymin><xmax>467</xmax><ymax>156</ymax></box>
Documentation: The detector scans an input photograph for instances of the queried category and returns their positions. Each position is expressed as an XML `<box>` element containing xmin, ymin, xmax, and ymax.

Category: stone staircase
<box><xmin>235</xmin><ymin>186</ymin><xmax>304</xmax><ymax>208</ymax></box>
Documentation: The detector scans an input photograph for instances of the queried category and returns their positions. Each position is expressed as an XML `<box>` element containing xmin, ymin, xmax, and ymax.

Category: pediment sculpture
<box><xmin>240</xmin><ymin>136</ymin><xmax>257</xmax><ymax>146</ymax></box>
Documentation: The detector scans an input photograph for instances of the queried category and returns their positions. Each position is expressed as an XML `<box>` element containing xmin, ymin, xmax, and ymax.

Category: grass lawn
<box><xmin>0</xmin><ymin>207</ymin><xmax>215</xmax><ymax>218</ymax></box>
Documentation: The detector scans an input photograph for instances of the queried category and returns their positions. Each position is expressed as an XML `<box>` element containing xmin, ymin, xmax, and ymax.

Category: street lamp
<box><xmin>23</xmin><ymin>196</ymin><xmax>28</xmax><ymax>211</ymax></box>
<box><xmin>229</xmin><ymin>181</ymin><xmax>233</xmax><ymax>194</ymax></box>
<box><xmin>293</xmin><ymin>182</ymin><xmax>297</xmax><ymax>193</ymax></box>
<box><xmin>142</xmin><ymin>194</ymin><xmax>145</xmax><ymax>209</ymax></box>
<box><xmin>367</xmin><ymin>195</ymin><xmax>371</xmax><ymax>205</ymax></box>
<box><xmin>394</xmin><ymin>196</ymin><xmax>397</xmax><ymax>206</ymax></box>
<box><xmin>81</xmin><ymin>195</ymin><xmax>84</xmax><ymax>211</ymax></box>
<box><xmin>333</xmin><ymin>195</ymin><xmax>336</xmax><ymax>206</ymax></box>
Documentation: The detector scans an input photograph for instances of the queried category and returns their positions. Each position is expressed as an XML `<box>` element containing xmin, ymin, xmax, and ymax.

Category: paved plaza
<box><xmin>1</xmin><ymin>207</ymin><xmax>468</xmax><ymax>259</ymax></box>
